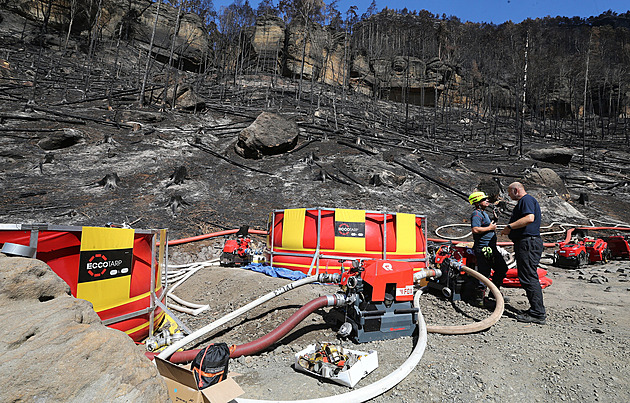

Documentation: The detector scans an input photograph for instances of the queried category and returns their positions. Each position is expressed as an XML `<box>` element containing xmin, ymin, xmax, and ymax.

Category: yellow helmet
<box><xmin>468</xmin><ymin>191</ymin><xmax>488</xmax><ymax>205</ymax></box>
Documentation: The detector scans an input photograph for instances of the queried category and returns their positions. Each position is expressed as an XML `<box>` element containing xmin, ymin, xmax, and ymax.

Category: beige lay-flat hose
<box><xmin>427</xmin><ymin>264</ymin><xmax>504</xmax><ymax>334</ymax></box>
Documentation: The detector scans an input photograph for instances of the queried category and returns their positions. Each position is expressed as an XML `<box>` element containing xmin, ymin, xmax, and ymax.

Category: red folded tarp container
<box><xmin>502</xmin><ymin>275</ymin><xmax>553</xmax><ymax>289</ymax></box>
<box><xmin>0</xmin><ymin>224</ymin><xmax>165</xmax><ymax>342</ymax></box>
<box><xmin>266</xmin><ymin>208</ymin><xmax>428</xmax><ymax>274</ymax></box>
<box><xmin>606</xmin><ymin>235</ymin><xmax>630</xmax><ymax>259</ymax></box>
<box><xmin>493</xmin><ymin>267</ymin><xmax>552</xmax><ymax>288</ymax></box>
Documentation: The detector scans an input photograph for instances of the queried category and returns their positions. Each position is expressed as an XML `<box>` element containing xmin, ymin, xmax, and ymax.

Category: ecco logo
<box><xmin>337</xmin><ymin>223</ymin><xmax>356</xmax><ymax>235</ymax></box>
<box><xmin>86</xmin><ymin>254</ymin><xmax>124</xmax><ymax>277</ymax></box>
<box><xmin>87</xmin><ymin>254</ymin><xmax>108</xmax><ymax>277</ymax></box>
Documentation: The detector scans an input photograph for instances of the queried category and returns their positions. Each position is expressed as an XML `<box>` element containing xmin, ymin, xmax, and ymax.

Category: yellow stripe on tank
<box><xmin>80</xmin><ymin>226</ymin><xmax>134</xmax><ymax>251</ymax></box>
<box><xmin>395</xmin><ymin>213</ymin><xmax>417</xmax><ymax>253</ymax></box>
<box><xmin>125</xmin><ymin>311</ymin><xmax>166</xmax><ymax>336</ymax></box>
<box><xmin>77</xmin><ymin>276</ymin><xmax>131</xmax><ymax>312</ymax></box>
<box><xmin>282</xmin><ymin>208</ymin><xmax>306</xmax><ymax>250</ymax></box>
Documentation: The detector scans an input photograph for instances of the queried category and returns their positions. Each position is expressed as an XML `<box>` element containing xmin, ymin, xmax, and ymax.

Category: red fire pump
<box><xmin>220</xmin><ymin>226</ymin><xmax>253</xmax><ymax>266</ymax></box>
<box><xmin>335</xmin><ymin>259</ymin><xmax>418</xmax><ymax>343</ymax></box>
<box><xmin>553</xmin><ymin>241</ymin><xmax>588</xmax><ymax>268</ymax></box>
<box><xmin>427</xmin><ymin>243</ymin><xmax>477</xmax><ymax>301</ymax></box>
<box><xmin>584</xmin><ymin>237</ymin><xmax>612</xmax><ymax>263</ymax></box>
<box><xmin>429</xmin><ymin>242</ymin><xmax>553</xmax><ymax>292</ymax></box>
<box><xmin>554</xmin><ymin>237</ymin><xmax>611</xmax><ymax>268</ymax></box>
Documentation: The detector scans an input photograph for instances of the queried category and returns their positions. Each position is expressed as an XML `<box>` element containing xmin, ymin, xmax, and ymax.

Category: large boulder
<box><xmin>528</xmin><ymin>147</ymin><xmax>574</xmax><ymax>165</ymax></box>
<box><xmin>234</xmin><ymin>112</ymin><xmax>299</xmax><ymax>159</ymax></box>
<box><xmin>0</xmin><ymin>255</ymin><xmax>169</xmax><ymax>402</ymax></box>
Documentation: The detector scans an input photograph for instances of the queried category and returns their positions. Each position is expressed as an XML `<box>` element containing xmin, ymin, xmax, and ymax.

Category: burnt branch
<box><xmin>189</xmin><ymin>141</ymin><xmax>275</xmax><ymax>176</ymax></box>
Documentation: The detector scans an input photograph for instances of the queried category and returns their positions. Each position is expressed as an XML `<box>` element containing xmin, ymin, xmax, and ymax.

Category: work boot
<box><xmin>516</xmin><ymin>312</ymin><xmax>546</xmax><ymax>325</ymax></box>
<box><xmin>470</xmin><ymin>289</ymin><xmax>486</xmax><ymax>308</ymax></box>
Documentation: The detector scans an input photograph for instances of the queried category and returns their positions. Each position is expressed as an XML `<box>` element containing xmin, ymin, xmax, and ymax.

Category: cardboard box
<box><xmin>155</xmin><ymin>357</ymin><xmax>244</xmax><ymax>403</ymax></box>
<box><xmin>294</xmin><ymin>344</ymin><xmax>378</xmax><ymax>388</ymax></box>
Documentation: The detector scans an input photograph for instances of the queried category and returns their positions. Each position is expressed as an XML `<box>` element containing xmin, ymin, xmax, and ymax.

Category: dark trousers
<box><xmin>514</xmin><ymin>236</ymin><xmax>546</xmax><ymax>318</ymax></box>
<box><xmin>474</xmin><ymin>243</ymin><xmax>509</xmax><ymax>290</ymax></box>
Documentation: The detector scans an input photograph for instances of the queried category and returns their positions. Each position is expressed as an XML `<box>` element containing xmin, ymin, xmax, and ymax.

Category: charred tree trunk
<box><xmin>140</xmin><ymin>0</ymin><xmax>162</xmax><ymax>107</ymax></box>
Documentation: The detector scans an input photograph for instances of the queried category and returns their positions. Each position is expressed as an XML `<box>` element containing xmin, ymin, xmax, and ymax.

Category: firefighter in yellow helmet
<box><xmin>469</xmin><ymin>191</ymin><xmax>509</xmax><ymax>307</ymax></box>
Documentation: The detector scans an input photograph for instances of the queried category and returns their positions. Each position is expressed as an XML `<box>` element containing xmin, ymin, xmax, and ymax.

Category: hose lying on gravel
<box><xmin>151</xmin><ymin>263</ymin><xmax>503</xmax><ymax>402</ymax></box>
<box><xmin>427</xmin><ymin>264</ymin><xmax>504</xmax><ymax>335</ymax></box>
<box><xmin>157</xmin><ymin>274</ymin><xmax>336</xmax><ymax>360</ymax></box>
<box><xmin>233</xmin><ymin>289</ymin><xmax>429</xmax><ymax>403</ymax></box>
<box><xmin>147</xmin><ymin>295</ymin><xmax>341</xmax><ymax>362</ymax></box>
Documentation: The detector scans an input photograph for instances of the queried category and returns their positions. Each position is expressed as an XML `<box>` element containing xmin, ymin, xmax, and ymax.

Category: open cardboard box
<box><xmin>294</xmin><ymin>344</ymin><xmax>378</xmax><ymax>388</ymax></box>
<box><xmin>155</xmin><ymin>357</ymin><xmax>244</xmax><ymax>403</ymax></box>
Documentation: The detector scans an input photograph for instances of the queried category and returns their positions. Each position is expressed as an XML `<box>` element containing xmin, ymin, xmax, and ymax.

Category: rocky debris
<box><xmin>589</xmin><ymin>274</ymin><xmax>609</xmax><ymax>284</ymax></box>
<box><xmin>0</xmin><ymin>255</ymin><xmax>169</xmax><ymax>402</ymax></box>
<box><xmin>235</xmin><ymin>112</ymin><xmax>299</xmax><ymax>159</ymax></box>
<box><xmin>528</xmin><ymin>147</ymin><xmax>574</xmax><ymax>165</ymax></box>
<box><xmin>154</xmin><ymin>81</ymin><xmax>205</xmax><ymax>110</ymax></box>
<box><xmin>368</xmin><ymin>170</ymin><xmax>407</xmax><ymax>187</ymax></box>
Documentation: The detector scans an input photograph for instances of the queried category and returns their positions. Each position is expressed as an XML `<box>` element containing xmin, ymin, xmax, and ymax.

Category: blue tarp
<box><xmin>240</xmin><ymin>262</ymin><xmax>307</xmax><ymax>281</ymax></box>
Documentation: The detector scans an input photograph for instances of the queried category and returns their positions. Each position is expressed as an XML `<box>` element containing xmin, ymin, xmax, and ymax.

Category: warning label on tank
<box><xmin>78</xmin><ymin>249</ymin><xmax>133</xmax><ymax>283</ymax></box>
<box><xmin>334</xmin><ymin>221</ymin><xmax>365</xmax><ymax>238</ymax></box>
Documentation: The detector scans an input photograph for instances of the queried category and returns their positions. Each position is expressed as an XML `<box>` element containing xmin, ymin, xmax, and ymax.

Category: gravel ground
<box><xmin>165</xmin><ymin>241</ymin><xmax>630</xmax><ymax>403</ymax></box>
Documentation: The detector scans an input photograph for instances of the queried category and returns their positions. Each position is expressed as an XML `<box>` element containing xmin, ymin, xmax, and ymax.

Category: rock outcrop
<box><xmin>0</xmin><ymin>254</ymin><xmax>169</xmax><ymax>402</ymax></box>
<box><xmin>3</xmin><ymin>0</ymin><xmax>209</xmax><ymax>71</ymax></box>
<box><xmin>248</xmin><ymin>15</ymin><xmax>285</xmax><ymax>73</ymax></box>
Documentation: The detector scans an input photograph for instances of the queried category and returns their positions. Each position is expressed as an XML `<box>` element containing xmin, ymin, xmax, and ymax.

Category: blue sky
<box><xmin>212</xmin><ymin>0</ymin><xmax>630</xmax><ymax>24</ymax></box>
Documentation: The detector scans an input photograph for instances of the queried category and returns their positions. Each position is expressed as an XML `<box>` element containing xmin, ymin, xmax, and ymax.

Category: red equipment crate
<box><xmin>606</xmin><ymin>235</ymin><xmax>630</xmax><ymax>259</ymax></box>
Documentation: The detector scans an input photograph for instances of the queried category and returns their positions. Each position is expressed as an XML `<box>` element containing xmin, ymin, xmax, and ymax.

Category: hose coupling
<box><xmin>318</xmin><ymin>272</ymin><xmax>342</xmax><ymax>283</ymax></box>
<box><xmin>446</xmin><ymin>258</ymin><xmax>462</xmax><ymax>271</ymax></box>
<box><xmin>413</xmin><ymin>268</ymin><xmax>442</xmax><ymax>283</ymax></box>
<box><xmin>332</xmin><ymin>292</ymin><xmax>354</xmax><ymax>306</ymax></box>
<box><xmin>145</xmin><ymin>328</ymin><xmax>185</xmax><ymax>352</ymax></box>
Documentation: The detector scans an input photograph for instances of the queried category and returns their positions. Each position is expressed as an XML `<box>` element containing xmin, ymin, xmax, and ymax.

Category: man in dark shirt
<box><xmin>469</xmin><ymin>191</ymin><xmax>509</xmax><ymax>306</ymax></box>
<box><xmin>500</xmin><ymin>182</ymin><xmax>546</xmax><ymax>324</ymax></box>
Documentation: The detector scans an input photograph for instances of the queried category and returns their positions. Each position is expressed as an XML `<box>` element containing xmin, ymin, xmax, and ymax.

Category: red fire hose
<box><xmin>164</xmin><ymin>228</ymin><xmax>268</xmax><ymax>246</ymax></box>
<box><xmin>165</xmin><ymin>226</ymin><xmax>630</xmax><ymax>248</ymax></box>
<box><xmin>146</xmin><ymin>295</ymin><xmax>336</xmax><ymax>363</ymax></box>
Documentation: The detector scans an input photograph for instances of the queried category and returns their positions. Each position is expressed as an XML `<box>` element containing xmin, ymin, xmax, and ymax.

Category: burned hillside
<box><xmin>1</xmin><ymin>6</ymin><xmax>629</xmax><ymax>236</ymax></box>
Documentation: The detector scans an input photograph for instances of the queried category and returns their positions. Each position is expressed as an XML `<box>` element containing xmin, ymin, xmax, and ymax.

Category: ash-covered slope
<box><xmin>1</xmin><ymin>7</ymin><xmax>628</xmax><ymax>238</ymax></box>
